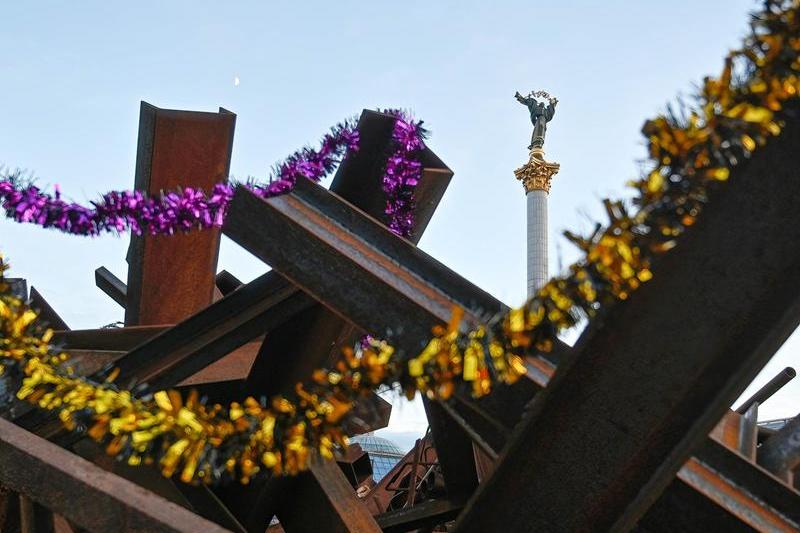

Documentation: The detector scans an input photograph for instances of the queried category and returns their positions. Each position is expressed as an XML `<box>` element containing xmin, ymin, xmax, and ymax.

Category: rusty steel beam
<box><xmin>635</xmin><ymin>437</ymin><xmax>800</xmax><ymax>531</ymax></box>
<box><xmin>95</xmin><ymin>266</ymin><xmax>128</xmax><ymax>308</ymax></box>
<box><xmin>19</xmin><ymin>343</ymin><xmax>259</xmax><ymax>391</ymax></box>
<box><xmin>109</xmin><ymin>272</ymin><xmax>312</xmax><ymax>393</ymax></box>
<box><xmin>327</xmin><ymin>110</ymin><xmax>453</xmax><ymax>244</ymax></box>
<box><xmin>99</xmin><ymin>267</ymin><xmax>236</xmax><ymax>312</ymax></box>
<box><xmin>53</xmin><ymin>325</ymin><xmax>169</xmax><ymax>351</ymax></box>
<box><xmin>213</xmin><ymin>458</ymin><xmax>383</xmax><ymax>533</ymax></box>
<box><xmin>422</xmin><ymin>398</ymin><xmax>480</xmax><ymax>499</ymax></box>
<box><xmin>275</xmin><ymin>458</ymin><xmax>381</xmax><ymax>533</ymax></box>
<box><xmin>223</xmin><ymin>179</ymin><xmax>505</xmax><ymax>355</ymax></box>
<box><xmin>244</xmin><ymin>109</ymin><xmax>454</xmax><ymax>396</ymax></box>
<box><xmin>125</xmin><ymin>102</ymin><xmax>236</xmax><ymax>326</ymax></box>
<box><xmin>0</xmin><ymin>417</ymin><xmax>230</xmax><ymax>533</ymax></box>
<box><xmin>455</xmin><ymin>116</ymin><xmax>800</xmax><ymax>533</ymax></box>
<box><xmin>178</xmin><ymin>341</ymin><xmax>261</xmax><ymax>387</ymax></box>
<box><xmin>29</xmin><ymin>287</ymin><xmax>69</xmax><ymax>331</ymax></box>
<box><xmin>440</xmin><ymin>379</ymin><xmax>800</xmax><ymax>531</ymax></box>
<box><xmin>739</xmin><ymin>403</ymin><xmax>759</xmax><ymax>460</ymax></box>
<box><xmin>758</xmin><ymin>414</ymin><xmax>800</xmax><ymax>484</ymax></box>
<box><xmin>675</xmin><ymin>439</ymin><xmax>800</xmax><ymax>531</ymax></box>
<box><xmin>223</xmin><ymin>180</ymin><xmax>514</xmax><ymax>498</ymax></box>
<box><xmin>212</xmin><ymin>110</ymin><xmax>454</xmax><ymax>532</ymax></box>
<box><xmin>215</xmin><ymin>270</ymin><xmax>243</xmax><ymax>296</ymax></box>
<box><xmin>376</xmin><ymin>499</ymin><xmax>462</xmax><ymax>533</ymax></box>
<box><xmin>220</xmin><ymin>176</ymin><xmax>563</xmax><ymax>497</ymax></box>
<box><xmin>220</xmin><ymin>169</ymin><xmax>564</xmax><ymax>507</ymax></box>
<box><xmin>637</xmin><ymin>480</ymin><xmax>766</xmax><ymax>533</ymax></box>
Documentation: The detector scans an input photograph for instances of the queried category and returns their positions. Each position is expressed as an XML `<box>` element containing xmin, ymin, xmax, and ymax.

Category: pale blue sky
<box><xmin>2</xmin><ymin>1</ymin><xmax>797</xmax><ymax>447</ymax></box>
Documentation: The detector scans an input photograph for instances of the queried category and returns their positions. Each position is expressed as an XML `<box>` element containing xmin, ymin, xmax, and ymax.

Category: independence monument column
<box><xmin>514</xmin><ymin>90</ymin><xmax>560</xmax><ymax>297</ymax></box>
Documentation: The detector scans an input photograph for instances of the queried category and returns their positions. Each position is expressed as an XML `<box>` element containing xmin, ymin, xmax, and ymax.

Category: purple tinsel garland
<box><xmin>0</xmin><ymin>110</ymin><xmax>427</xmax><ymax>238</ymax></box>
<box><xmin>382</xmin><ymin>110</ymin><xmax>427</xmax><ymax>237</ymax></box>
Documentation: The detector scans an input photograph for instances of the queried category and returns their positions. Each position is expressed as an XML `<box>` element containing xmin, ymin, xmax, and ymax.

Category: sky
<box><xmin>2</xmin><ymin>0</ymin><xmax>797</xmax><ymax>452</ymax></box>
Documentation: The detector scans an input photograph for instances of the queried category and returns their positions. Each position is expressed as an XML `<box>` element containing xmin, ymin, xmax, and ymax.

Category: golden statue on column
<box><xmin>514</xmin><ymin>90</ymin><xmax>560</xmax><ymax>193</ymax></box>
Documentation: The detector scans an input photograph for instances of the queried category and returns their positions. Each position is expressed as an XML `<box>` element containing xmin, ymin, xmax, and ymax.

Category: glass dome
<box><xmin>350</xmin><ymin>434</ymin><xmax>406</xmax><ymax>482</ymax></box>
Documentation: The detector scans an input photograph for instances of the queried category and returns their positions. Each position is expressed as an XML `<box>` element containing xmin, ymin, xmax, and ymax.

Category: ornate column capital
<box><xmin>515</xmin><ymin>148</ymin><xmax>560</xmax><ymax>194</ymax></box>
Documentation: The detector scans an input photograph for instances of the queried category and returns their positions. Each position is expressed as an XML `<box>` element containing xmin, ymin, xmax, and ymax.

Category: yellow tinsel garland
<box><xmin>1</xmin><ymin>0</ymin><xmax>800</xmax><ymax>485</ymax></box>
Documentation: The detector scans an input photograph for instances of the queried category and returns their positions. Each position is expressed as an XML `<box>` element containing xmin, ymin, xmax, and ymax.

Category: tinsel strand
<box><xmin>0</xmin><ymin>111</ymin><xmax>426</xmax><ymax>238</ymax></box>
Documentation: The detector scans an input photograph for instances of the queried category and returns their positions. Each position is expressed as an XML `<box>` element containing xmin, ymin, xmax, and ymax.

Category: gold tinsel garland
<box><xmin>1</xmin><ymin>0</ymin><xmax>800</xmax><ymax>485</ymax></box>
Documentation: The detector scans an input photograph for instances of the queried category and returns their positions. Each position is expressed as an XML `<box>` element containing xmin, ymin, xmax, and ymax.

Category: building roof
<box><xmin>350</xmin><ymin>434</ymin><xmax>406</xmax><ymax>482</ymax></box>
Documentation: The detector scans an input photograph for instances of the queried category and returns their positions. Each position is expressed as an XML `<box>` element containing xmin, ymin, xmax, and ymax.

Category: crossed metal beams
<box><xmin>455</xmin><ymin>110</ymin><xmax>800</xmax><ymax>532</ymax></box>
<box><xmin>3</xmin><ymin>103</ymin><xmax>800</xmax><ymax>533</ymax></box>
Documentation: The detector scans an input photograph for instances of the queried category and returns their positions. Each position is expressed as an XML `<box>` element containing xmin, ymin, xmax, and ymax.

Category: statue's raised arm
<box><xmin>515</xmin><ymin>91</ymin><xmax>529</xmax><ymax>105</ymax></box>
<box><xmin>545</xmin><ymin>99</ymin><xmax>557</xmax><ymax>121</ymax></box>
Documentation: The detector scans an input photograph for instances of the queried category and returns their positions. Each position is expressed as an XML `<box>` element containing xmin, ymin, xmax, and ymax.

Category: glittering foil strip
<box><xmin>0</xmin><ymin>111</ymin><xmax>426</xmax><ymax>238</ymax></box>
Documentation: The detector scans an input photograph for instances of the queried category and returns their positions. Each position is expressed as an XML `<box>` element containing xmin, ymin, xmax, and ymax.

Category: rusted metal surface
<box><xmin>95</xmin><ymin>266</ymin><xmax>128</xmax><ymax>308</ymax></box>
<box><xmin>375</xmin><ymin>499</ymin><xmax>462</xmax><ymax>533</ymax></box>
<box><xmin>125</xmin><ymin>102</ymin><xmax>236</xmax><ymax>326</ymax></box>
<box><xmin>223</xmin><ymin>179</ymin><xmax>505</xmax><ymax>505</ymax></box>
<box><xmin>637</xmin><ymin>479</ymin><xmax>760</xmax><ymax>533</ymax></box>
<box><xmin>53</xmin><ymin>325</ymin><xmax>169</xmax><ymax>351</ymax></box>
<box><xmin>455</xmin><ymin>117</ymin><xmax>800</xmax><ymax>533</ymax></box>
<box><xmin>215</xmin><ymin>270</ymin><xmax>243</xmax><ymax>296</ymax></box>
<box><xmin>19</xmin><ymin>343</ymin><xmax>259</xmax><ymax>390</ymax></box>
<box><xmin>759</xmin><ymin>415</ymin><xmax>800</xmax><ymax>485</ymax></box>
<box><xmin>19</xmin><ymin>495</ymin><xmax>35</xmax><ymax>533</ymax></box>
<box><xmin>110</xmin><ymin>272</ymin><xmax>310</xmax><ymax>393</ymax></box>
<box><xmin>274</xmin><ymin>458</ymin><xmax>381</xmax><ymax>533</ymax></box>
<box><xmin>246</xmin><ymin>303</ymin><xmax>358</xmax><ymax>395</ymax></box>
<box><xmin>0</xmin><ymin>418</ymin><xmax>230</xmax><ymax>533</ymax></box>
<box><xmin>171</xmin><ymin>484</ymin><xmax>247</xmax><ymax>533</ymax></box>
<box><xmin>55</xmin><ymin>348</ymin><xmax>126</xmax><ymax>377</ymax></box>
<box><xmin>472</xmin><ymin>444</ymin><xmax>496</xmax><ymax>484</ymax></box>
<box><xmin>739</xmin><ymin>403</ymin><xmax>759</xmax><ymax>460</ymax></box>
<box><xmin>53</xmin><ymin>513</ymin><xmax>78</xmax><ymax>533</ymax></box>
<box><xmin>223</xmin><ymin>179</ymin><xmax>504</xmax><ymax>356</ymax></box>
<box><xmin>710</xmin><ymin>410</ymin><xmax>744</xmax><ymax>452</ymax></box>
<box><xmin>422</xmin><ymin>399</ymin><xmax>479</xmax><ymax>501</ymax></box>
<box><xmin>672</xmin><ymin>439</ymin><xmax>800</xmax><ymax>531</ymax></box>
<box><xmin>223</xmin><ymin>176</ymin><xmax>560</xmax><ymax>394</ymax></box>
<box><xmin>178</xmin><ymin>341</ymin><xmax>261</xmax><ymax>386</ymax></box>
<box><xmin>210</xmin><ymin>110</ymin><xmax>453</xmax><ymax>532</ymax></box>
<box><xmin>437</xmin><ymin>400</ymin><xmax>500</xmax><ymax>461</ymax></box>
<box><xmin>243</xmin><ymin>109</ymin><xmax>454</xmax><ymax>396</ymax></box>
<box><xmin>736</xmin><ymin>367</ymin><xmax>796</xmax><ymax>414</ymax></box>
<box><xmin>220</xmin><ymin>171</ymin><xmax>563</xmax><ymax>509</ymax></box>
<box><xmin>9</xmin><ymin>102</ymin><xmax>796</xmax><ymax>533</ymax></box>
<box><xmin>29</xmin><ymin>287</ymin><xmax>69</xmax><ymax>331</ymax></box>
<box><xmin>214</xmin><ymin>458</ymin><xmax>382</xmax><ymax>533</ymax></box>
<box><xmin>363</xmin><ymin>432</ymin><xmax>442</xmax><ymax>516</ymax></box>
<box><xmin>327</xmin><ymin>110</ymin><xmax>453</xmax><ymax>244</ymax></box>
<box><xmin>221</xmin><ymin>167</ymin><xmax>562</xmax><ymax>519</ymax></box>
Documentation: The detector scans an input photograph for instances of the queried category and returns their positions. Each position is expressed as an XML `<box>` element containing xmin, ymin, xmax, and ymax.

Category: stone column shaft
<box><xmin>527</xmin><ymin>189</ymin><xmax>548</xmax><ymax>297</ymax></box>
<box><xmin>514</xmin><ymin>147</ymin><xmax>560</xmax><ymax>298</ymax></box>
